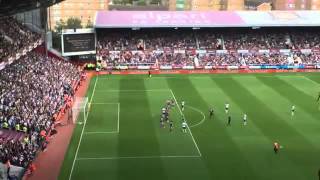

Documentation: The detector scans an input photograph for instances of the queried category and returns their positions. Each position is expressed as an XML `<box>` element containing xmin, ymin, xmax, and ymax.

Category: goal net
<box><xmin>72</xmin><ymin>97</ymin><xmax>89</xmax><ymax>124</ymax></box>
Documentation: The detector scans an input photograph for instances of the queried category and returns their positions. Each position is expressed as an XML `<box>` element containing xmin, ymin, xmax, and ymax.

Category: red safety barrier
<box><xmin>97</xmin><ymin>69</ymin><xmax>320</xmax><ymax>75</ymax></box>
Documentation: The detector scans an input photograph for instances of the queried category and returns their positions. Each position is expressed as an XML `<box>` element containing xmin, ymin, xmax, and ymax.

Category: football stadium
<box><xmin>1</xmin><ymin>1</ymin><xmax>320</xmax><ymax>180</ymax></box>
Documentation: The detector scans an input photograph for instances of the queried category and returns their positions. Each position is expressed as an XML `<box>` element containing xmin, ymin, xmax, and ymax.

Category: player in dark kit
<box><xmin>209</xmin><ymin>108</ymin><xmax>214</xmax><ymax>119</ymax></box>
<box><xmin>148</xmin><ymin>70</ymin><xmax>151</xmax><ymax>78</ymax></box>
<box><xmin>169</xmin><ymin>121</ymin><xmax>173</xmax><ymax>132</ymax></box>
<box><xmin>171</xmin><ymin>99</ymin><xmax>175</xmax><ymax>106</ymax></box>
<box><xmin>227</xmin><ymin>115</ymin><xmax>231</xmax><ymax>126</ymax></box>
<box><xmin>273</xmin><ymin>142</ymin><xmax>280</xmax><ymax>154</ymax></box>
<box><xmin>317</xmin><ymin>92</ymin><xmax>320</xmax><ymax>102</ymax></box>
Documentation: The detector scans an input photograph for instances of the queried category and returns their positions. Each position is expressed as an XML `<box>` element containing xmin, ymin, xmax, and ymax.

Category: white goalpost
<box><xmin>72</xmin><ymin>97</ymin><xmax>89</xmax><ymax>124</ymax></box>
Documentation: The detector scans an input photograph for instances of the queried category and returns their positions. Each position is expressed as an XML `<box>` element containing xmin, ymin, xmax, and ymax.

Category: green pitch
<box><xmin>59</xmin><ymin>73</ymin><xmax>320</xmax><ymax>180</ymax></box>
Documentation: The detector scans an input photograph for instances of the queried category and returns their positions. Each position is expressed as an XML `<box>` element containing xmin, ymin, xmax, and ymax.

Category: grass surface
<box><xmin>59</xmin><ymin>73</ymin><xmax>320</xmax><ymax>180</ymax></box>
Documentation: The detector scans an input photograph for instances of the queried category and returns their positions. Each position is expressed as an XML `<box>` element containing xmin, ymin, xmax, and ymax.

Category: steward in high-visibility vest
<box><xmin>22</xmin><ymin>126</ymin><xmax>28</xmax><ymax>133</ymax></box>
<box><xmin>2</xmin><ymin>122</ymin><xmax>8</xmax><ymax>128</ymax></box>
<box><xmin>15</xmin><ymin>124</ymin><xmax>20</xmax><ymax>131</ymax></box>
<box><xmin>24</xmin><ymin>137</ymin><xmax>29</xmax><ymax>144</ymax></box>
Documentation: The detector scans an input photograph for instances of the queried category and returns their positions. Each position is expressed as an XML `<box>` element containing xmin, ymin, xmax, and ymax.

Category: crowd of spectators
<box><xmin>197</xmin><ymin>52</ymin><xmax>320</xmax><ymax>66</ymax></box>
<box><xmin>0</xmin><ymin>52</ymin><xmax>81</xmax><ymax>168</ymax></box>
<box><xmin>222</xmin><ymin>31</ymin><xmax>290</xmax><ymax>50</ymax></box>
<box><xmin>0</xmin><ymin>17</ymin><xmax>84</xmax><ymax>178</ymax></box>
<box><xmin>97</xmin><ymin>29</ymin><xmax>196</xmax><ymax>51</ymax></box>
<box><xmin>290</xmin><ymin>31</ymin><xmax>320</xmax><ymax>50</ymax></box>
<box><xmin>0</xmin><ymin>17</ymin><xmax>41</xmax><ymax>62</ymax></box>
<box><xmin>0</xmin><ymin>132</ymin><xmax>39</xmax><ymax>168</ymax></box>
<box><xmin>0</xmin><ymin>34</ymin><xmax>14</xmax><ymax>61</ymax></box>
<box><xmin>101</xmin><ymin>51</ymin><xmax>157</xmax><ymax>66</ymax></box>
<box><xmin>157</xmin><ymin>53</ymin><xmax>194</xmax><ymax>66</ymax></box>
<box><xmin>97</xmin><ymin>28</ymin><xmax>320</xmax><ymax>67</ymax></box>
<box><xmin>197</xmin><ymin>53</ymin><xmax>241</xmax><ymax>66</ymax></box>
<box><xmin>196</xmin><ymin>30</ymin><xmax>223</xmax><ymax>50</ymax></box>
<box><xmin>1</xmin><ymin>15</ymin><xmax>320</xmax><ymax>177</ymax></box>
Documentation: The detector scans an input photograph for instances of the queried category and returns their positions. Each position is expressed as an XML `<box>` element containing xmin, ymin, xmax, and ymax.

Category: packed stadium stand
<box><xmin>0</xmin><ymin>51</ymin><xmax>81</xmax><ymax>167</ymax></box>
<box><xmin>2</xmin><ymin>6</ymin><xmax>320</xmax><ymax>179</ymax></box>
<box><xmin>0</xmin><ymin>14</ymin><xmax>83</xmax><ymax>179</ymax></box>
<box><xmin>96</xmin><ymin>28</ymin><xmax>320</xmax><ymax>68</ymax></box>
<box><xmin>0</xmin><ymin>17</ymin><xmax>42</xmax><ymax>66</ymax></box>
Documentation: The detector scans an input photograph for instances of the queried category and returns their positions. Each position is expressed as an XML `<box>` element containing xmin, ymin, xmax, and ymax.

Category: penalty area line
<box><xmin>76</xmin><ymin>155</ymin><xmax>201</xmax><ymax>161</ymax></box>
<box><xmin>94</xmin><ymin>89</ymin><xmax>170</xmax><ymax>92</ymax></box>
<box><xmin>84</xmin><ymin>131</ymin><xmax>118</xmax><ymax>134</ymax></box>
<box><xmin>90</xmin><ymin>102</ymin><xmax>119</xmax><ymax>105</ymax></box>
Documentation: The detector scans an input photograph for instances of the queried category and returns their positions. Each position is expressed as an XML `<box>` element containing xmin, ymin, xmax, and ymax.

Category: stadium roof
<box><xmin>95</xmin><ymin>11</ymin><xmax>320</xmax><ymax>28</ymax></box>
<box><xmin>0</xmin><ymin>0</ymin><xmax>64</xmax><ymax>17</ymax></box>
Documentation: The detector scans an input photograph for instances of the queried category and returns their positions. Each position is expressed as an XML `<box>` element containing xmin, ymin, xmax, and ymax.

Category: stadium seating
<box><xmin>2</xmin><ymin>16</ymin><xmax>320</xmax><ymax>169</ymax></box>
<box><xmin>0</xmin><ymin>34</ymin><xmax>15</xmax><ymax>62</ymax></box>
<box><xmin>290</xmin><ymin>30</ymin><xmax>320</xmax><ymax>49</ymax></box>
<box><xmin>0</xmin><ymin>51</ymin><xmax>81</xmax><ymax>167</ymax></box>
<box><xmin>0</xmin><ymin>17</ymin><xmax>82</xmax><ymax>169</ymax></box>
<box><xmin>0</xmin><ymin>17</ymin><xmax>41</xmax><ymax>62</ymax></box>
<box><xmin>97</xmin><ymin>29</ymin><xmax>320</xmax><ymax>67</ymax></box>
<box><xmin>97</xmin><ymin>29</ymin><xmax>196</xmax><ymax>51</ymax></box>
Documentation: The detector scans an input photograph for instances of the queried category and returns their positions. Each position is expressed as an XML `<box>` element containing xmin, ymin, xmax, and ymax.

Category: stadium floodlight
<box><xmin>72</xmin><ymin>97</ymin><xmax>89</xmax><ymax>124</ymax></box>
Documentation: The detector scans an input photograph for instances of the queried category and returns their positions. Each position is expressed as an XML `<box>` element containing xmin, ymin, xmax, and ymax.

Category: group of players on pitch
<box><xmin>160</xmin><ymin>98</ymin><xmax>299</xmax><ymax>154</ymax></box>
<box><xmin>209</xmin><ymin>103</ymin><xmax>296</xmax><ymax>126</ymax></box>
<box><xmin>159</xmin><ymin>99</ymin><xmax>187</xmax><ymax>133</ymax></box>
<box><xmin>217</xmin><ymin>102</ymin><xmax>296</xmax><ymax>154</ymax></box>
<box><xmin>209</xmin><ymin>103</ymin><xmax>248</xmax><ymax>126</ymax></box>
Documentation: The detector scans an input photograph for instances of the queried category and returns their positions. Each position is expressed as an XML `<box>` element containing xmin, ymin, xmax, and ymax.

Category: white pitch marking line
<box><xmin>68</xmin><ymin>76</ymin><xmax>99</xmax><ymax>180</ymax></box>
<box><xmin>95</xmin><ymin>89</ymin><xmax>170</xmax><ymax>92</ymax></box>
<box><xmin>169</xmin><ymin>89</ymin><xmax>202</xmax><ymax>157</ymax></box>
<box><xmin>84</xmin><ymin>131</ymin><xmax>118</xmax><ymax>134</ymax></box>
<box><xmin>184</xmin><ymin>105</ymin><xmax>206</xmax><ymax>128</ymax></box>
<box><xmin>76</xmin><ymin>155</ymin><xmax>201</xmax><ymax>161</ymax></box>
<box><xmin>117</xmin><ymin>103</ymin><xmax>120</xmax><ymax>133</ymax></box>
<box><xmin>91</xmin><ymin>102</ymin><xmax>119</xmax><ymax>105</ymax></box>
<box><xmin>98</xmin><ymin>76</ymin><xmax>309</xmax><ymax>80</ymax></box>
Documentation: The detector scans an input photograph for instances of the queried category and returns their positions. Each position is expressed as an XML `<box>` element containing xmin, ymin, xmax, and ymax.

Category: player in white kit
<box><xmin>225</xmin><ymin>103</ymin><xmax>230</xmax><ymax>114</ymax></box>
<box><xmin>182</xmin><ymin>121</ymin><xmax>187</xmax><ymax>133</ymax></box>
<box><xmin>243</xmin><ymin>113</ymin><xmax>247</xmax><ymax>126</ymax></box>
<box><xmin>181</xmin><ymin>101</ymin><xmax>185</xmax><ymax>111</ymax></box>
<box><xmin>291</xmin><ymin>105</ymin><xmax>295</xmax><ymax>116</ymax></box>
